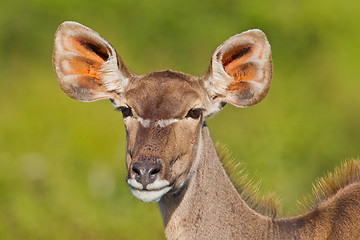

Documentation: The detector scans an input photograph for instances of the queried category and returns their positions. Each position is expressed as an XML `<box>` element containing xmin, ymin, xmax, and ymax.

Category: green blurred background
<box><xmin>1</xmin><ymin>0</ymin><xmax>360</xmax><ymax>239</ymax></box>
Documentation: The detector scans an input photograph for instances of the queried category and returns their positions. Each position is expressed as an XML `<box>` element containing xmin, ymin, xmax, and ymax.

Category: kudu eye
<box><xmin>117</xmin><ymin>106</ymin><xmax>133</xmax><ymax>118</ymax></box>
<box><xmin>186</xmin><ymin>109</ymin><xmax>202</xmax><ymax>119</ymax></box>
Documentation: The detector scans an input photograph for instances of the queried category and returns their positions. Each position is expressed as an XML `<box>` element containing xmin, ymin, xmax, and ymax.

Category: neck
<box><xmin>157</xmin><ymin>125</ymin><xmax>360</xmax><ymax>239</ymax></box>
<box><xmin>158</xmin><ymin>124</ymin><xmax>270</xmax><ymax>239</ymax></box>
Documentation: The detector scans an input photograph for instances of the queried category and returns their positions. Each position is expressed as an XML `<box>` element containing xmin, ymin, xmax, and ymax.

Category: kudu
<box><xmin>53</xmin><ymin>21</ymin><xmax>360</xmax><ymax>239</ymax></box>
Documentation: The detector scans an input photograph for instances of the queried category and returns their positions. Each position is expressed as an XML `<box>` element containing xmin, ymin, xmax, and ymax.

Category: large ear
<box><xmin>203</xmin><ymin>29</ymin><xmax>272</xmax><ymax>117</ymax></box>
<box><xmin>53</xmin><ymin>21</ymin><xmax>133</xmax><ymax>102</ymax></box>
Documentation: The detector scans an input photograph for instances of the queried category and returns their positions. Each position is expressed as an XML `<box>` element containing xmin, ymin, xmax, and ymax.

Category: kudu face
<box><xmin>53</xmin><ymin>21</ymin><xmax>272</xmax><ymax>203</ymax></box>
<box><xmin>122</xmin><ymin>73</ymin><xmax>207</xmax><ymax>202</ymax></box>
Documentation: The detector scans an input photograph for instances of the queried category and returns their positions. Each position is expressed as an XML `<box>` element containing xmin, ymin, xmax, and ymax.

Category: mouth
<box><xmin>127</xmin><ymin>179</ymin><xmax>172</xmax><ymax>203</ymax></box>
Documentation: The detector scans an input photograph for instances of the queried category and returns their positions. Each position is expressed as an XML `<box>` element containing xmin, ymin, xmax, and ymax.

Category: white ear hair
<box><xmin>99</xmin><ymin>53</ymin><xmax>129</xmax><ymax>94</ymax></box>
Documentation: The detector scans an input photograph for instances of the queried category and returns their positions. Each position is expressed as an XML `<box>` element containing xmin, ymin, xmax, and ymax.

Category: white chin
<box><xmin>130</xmin><ymin>186</ymin><xmax>172</xmax><ymax>203</ymax></box>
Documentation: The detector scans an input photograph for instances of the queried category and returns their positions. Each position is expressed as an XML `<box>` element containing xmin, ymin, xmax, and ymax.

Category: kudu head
<box><xmin>53</xmin><ymin>21</ymin><xmax>272</xmax><ymax>202</ymax></box>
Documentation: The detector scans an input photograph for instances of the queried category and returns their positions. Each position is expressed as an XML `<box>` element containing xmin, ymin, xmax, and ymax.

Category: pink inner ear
<box><xmin>221</xmin><ymin>45</ymin><xmax>262</xmax><ymax>94</ymax></box>
<box><xmin>61</xmin><ymin>34</ymin><xmax>108</xmax><ymax>66</ymax></box>
<box><xmin>221</xmin><ymin>45</ymin><xmax>252</xmax><ymax>71</ymax></box>
<box><xmin>58</xmin><ymin>34</ymin><xmax>111</xmax><ymax>90</ymax></box>
<box><xmin>60</xmin><ymin>56</ymin><xmax>102</xmax><ymax>78</ymax></box>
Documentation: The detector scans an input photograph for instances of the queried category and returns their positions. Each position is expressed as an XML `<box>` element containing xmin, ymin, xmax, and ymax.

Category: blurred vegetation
<box><xmin>0</xmin><ymin>0</ymin><xmax>360</xmax><ymax>239</ymax></box>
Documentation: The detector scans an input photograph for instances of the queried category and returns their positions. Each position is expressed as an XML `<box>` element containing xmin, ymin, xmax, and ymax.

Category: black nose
<box><xmin>131</xmin><ymin>159</ymin><xmax>162</xmax><ymax>188</ymax></box>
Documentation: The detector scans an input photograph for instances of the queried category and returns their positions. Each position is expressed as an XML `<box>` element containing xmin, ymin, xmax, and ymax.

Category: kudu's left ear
<box><xmin>53</xmin><ymin>21</ymin><xmax>133</xmax><ymax>102</ymax></box>
<box><xmin>203</xmin><ymin>29</ymin><xmax>272</xmax><ymax>117</ymax></box>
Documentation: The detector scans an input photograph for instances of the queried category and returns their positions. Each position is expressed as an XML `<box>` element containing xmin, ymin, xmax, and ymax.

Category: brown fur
<box><xmin>160</xmin><ymin>127</ymin><xmax>360</xmax><ymax>239</ymax></box>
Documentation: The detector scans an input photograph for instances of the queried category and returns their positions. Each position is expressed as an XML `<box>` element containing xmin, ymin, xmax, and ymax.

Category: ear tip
<box><xmin>224</xmin><ymin>29</ymin><xmax>270</xmax><ymax>52</ymax></box>
<box><xmin>245</xmin><ymin>29</ymin><xmax>266</xmax><ymax>34</ymax></box>
<box><xmin>59</xmin><ymin>21</ymin><xmax>84</xmax><ymax>28</ymax></box>
<box><xmin>241</xmin><ymin>29</ymin><xmax>269</xmax><ymax>43</ymax></box>
<box><xmin>56</xmin><ymin>21</ymin><xmax>89</xmax><ymax>37</ymax></box>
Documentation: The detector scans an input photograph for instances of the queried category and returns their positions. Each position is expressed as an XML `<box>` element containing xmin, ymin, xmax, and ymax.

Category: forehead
<box><xmin>125</xmin><ymin>71</ymin><xmax>202</xmax><ymax>119</ymax></box>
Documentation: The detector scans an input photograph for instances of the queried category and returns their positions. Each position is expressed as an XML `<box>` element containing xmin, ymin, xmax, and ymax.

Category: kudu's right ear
<box><xmin>53</xmin><ymin>21</ymin><xmax>133</xmax><ymax>102</ymax></box>
<box><xmin>203</xmin><ymin>29</ymin><xmax>272</xmax><ymax>117</ymax></box>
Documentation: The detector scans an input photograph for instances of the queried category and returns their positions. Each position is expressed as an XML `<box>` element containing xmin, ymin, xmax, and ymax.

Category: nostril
<box><xmin>132</xmin><ymin>165</ymin><xmax>141</xmax><ymax>175</ymax></box>
<box><xmin>150</xmin><ymin>167</ymin><xmax>161</xmax><ymax>176</ymax></box>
